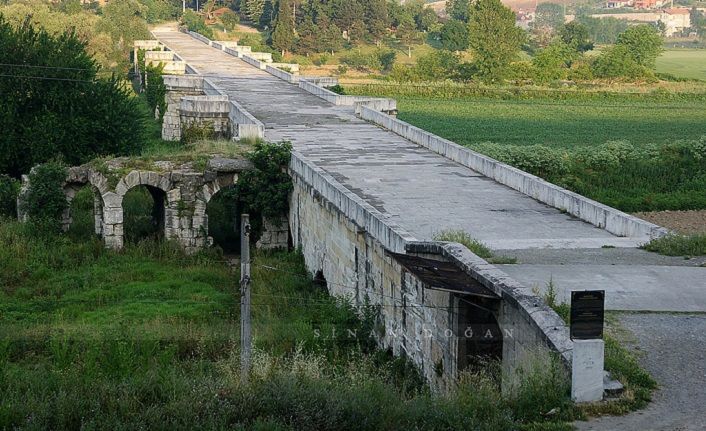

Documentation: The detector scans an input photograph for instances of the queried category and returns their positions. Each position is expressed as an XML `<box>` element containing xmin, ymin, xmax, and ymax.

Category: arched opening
<box><xmin>123</xmin><ymin>185</ymin><xmax>166</xmax><ymax>243</ymax></box>
<box><xmin>64</xmin><ymin>183</ymin><xmax>102</xmax><ymax>241</ymax></box>
<box><xmin>457</xmin><ymin>297</ymin><xmax>503</xmax><ymax>372</ymax></box>
<box><xmin>205</xmin><ymin>185</ymin><xmax>242</xmax><ymax>253</ymax></box>
<box><xmin>313</xmin><ymin>270</ymin><xmax>327</xmax><ymax>289</ymax></box>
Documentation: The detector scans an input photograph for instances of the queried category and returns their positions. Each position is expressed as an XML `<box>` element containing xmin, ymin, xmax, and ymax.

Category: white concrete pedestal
<box><xmin>571</xmin><ymin>339</ymin><xmax>605</xmax><ymax>403</ymax></box>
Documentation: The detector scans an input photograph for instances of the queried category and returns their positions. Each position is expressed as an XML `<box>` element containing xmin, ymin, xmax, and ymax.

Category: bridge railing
<box><xmin>357</xmin><ymin>105</ymin><xmax>668</xmax><ymax>240</ymax></box>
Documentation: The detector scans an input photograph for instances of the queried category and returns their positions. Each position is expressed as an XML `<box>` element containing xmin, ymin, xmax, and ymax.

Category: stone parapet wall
<box><xmin>265</xmin><ymin>65</ymin><xmax>298</xmax><ymax>83</ymax></box>
<box><xmin>188</xmin><ymin>31</ymin><xmax>212</xmax><ymax>45</ymax></box>
<box><xmin>179</xmin><ymin>95</ymin><xmax>232</xmax><ymax>140</ymax></box>
<box><xmin>358</xmin><ymin>106</ymin><xmax>669</xmax><ymax>240</ymax></box>
<box><xmin>298</xmin><ymin>79</ymin><xmax>397</xmax><ymax>115</ymax></box>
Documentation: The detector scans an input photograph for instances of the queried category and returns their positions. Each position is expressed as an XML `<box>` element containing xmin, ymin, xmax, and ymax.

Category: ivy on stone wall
<box><xmin>237</xmin><ymin>141</ymin><xmax>293</xmax><ymax>220</ymax></box>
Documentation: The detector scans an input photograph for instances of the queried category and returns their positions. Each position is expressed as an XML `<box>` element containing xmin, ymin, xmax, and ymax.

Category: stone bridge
<box><xmin>33</xmin><ymin>24</ymin><xmax>701</xmax><ymax>399</ymax></box>
<box><xmin>145</xmin><ymin>24</ymin><xmax>705</xmax><ymax>396</ymax></box>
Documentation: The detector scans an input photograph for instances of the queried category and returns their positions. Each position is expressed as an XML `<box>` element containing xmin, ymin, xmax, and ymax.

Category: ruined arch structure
<box><xmin>17</xmin><ymin>156</ymin><xmax>288</xmax><ymax>253</ymax></box>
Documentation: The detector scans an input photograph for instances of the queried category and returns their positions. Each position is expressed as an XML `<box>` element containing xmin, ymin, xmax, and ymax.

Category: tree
<box><xmin>243</xmin><ymin>0</ymin><xmax>265</xmax><ymax>24</ymax></box>
<box><xmin>416</xmin><ymin>8</ymin><xmax>438</xmax><ymax>32</ymax></box>
<box><xmin>440</xmin><ymin>19</ymin><xmax>469</xmax><ymax>51</ymax></box>
<box><xmin>468</xmin><ymin>0</ymin><xmax>526</xmax><ymax>83</ymax></box>
<box><xmin>0</xmin><ymin>17</ymin><xmax>144</xmax><ymax>177</ymax></box>
<box><xmin>447</xmin><ymin>0</ymin><xmax>471</xmax><ymax>22</ymax></box>
<box><xmin>532</xmin><ymin>41</ymin><xmax>576</xmax><ymax>83</ymax></box>
<box><xmin>365</xmin><ymin>0</ymin><xmax>389</xmax><ymax>42</ymax></box>
<box><xmin>616</xmin><ymin>24</ymin><xmax>663</xmax><ymax>69</ymax></box>
<box><xmin>272</xmin><ymin>0</ymin><xmax>296</xmax><ymax>54</ymax></box>
<box><xmin>221</xmin><ymin>10</ymin><xmax>240</xmax><ymax>31</ymax></box>
<box><xmin>97</xmin><ymin>0</ymin><xmax>150</xmax><ymax>50</ymax></box>
<box><xmin>534</xmin><ymin>3</ymin><xmax>565</xmax><ymax>34</ymax></box>
<box><xmin>397</xmin><ymin>15</ymin><xmax>421</xmax><ymax>54</ymax></box>
<box><xmin>259</xmin><ymin>0</ymin><xmax>276</xmax><ymax>29</ymax></box>
<box><xmin>559</xmin><ymin>22</ymin><xmax>594</xmax><ymax>53</ymax></box>
<box><xmin>576</xmin><ymin>16</ymin><xmax>628</xmax><ymax>44</ymax></box>
<box><xmin>592</xmin><ymin>44</ymin><xmax>646</xmax><ymax>79</ymax></box>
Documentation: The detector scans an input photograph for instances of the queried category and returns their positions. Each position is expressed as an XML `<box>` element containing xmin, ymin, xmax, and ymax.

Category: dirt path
<box><xmin>575</xmin><ymin>313</ymin><xmax>706</xmax><ymax>431</ymax></box>
<box><xmin>634</xmin><ymin>210</ymin><xmax>706</xmax><ymax>235</ymax></box>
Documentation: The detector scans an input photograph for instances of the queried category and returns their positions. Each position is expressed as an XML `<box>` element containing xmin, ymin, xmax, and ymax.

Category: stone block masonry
<box><xmin>161</xmin><ymin>75</ymin><xmax>265</xmax><ymax>141</ymax></box>
<box><xmin>18</xmin><ymin>157</ymin><xmax>285</xmax><ymax>254</ymax></box>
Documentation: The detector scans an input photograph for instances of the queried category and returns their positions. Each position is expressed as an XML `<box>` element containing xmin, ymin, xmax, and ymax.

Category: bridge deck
<box><xmin>154</xmin><ymin>26</ymin><xmax>620</xmax><ymax>250</ymax></box>
<box><xmin>153</xmin><ymin>26</ymin><xmax>706</xmax><ymax>312</ymax></box>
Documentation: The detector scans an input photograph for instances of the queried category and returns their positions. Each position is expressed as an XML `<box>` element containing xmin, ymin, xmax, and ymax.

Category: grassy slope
<box><xmin>0</xmin><ymin>219</ymin><xmax>589</xmax><ymax>430</ymax></box>
<box><xmin>656</xmin><ymin>49</ymin><xmax>706</xmax><ymax>81</ymax></box>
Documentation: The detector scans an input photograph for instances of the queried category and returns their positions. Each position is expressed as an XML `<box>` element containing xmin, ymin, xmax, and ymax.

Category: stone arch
<box><xmin>197</xmin><ymin>173</ymin><xmax>239</xmax><ymax>251</ymax></box>
<box><xmin>61</xmin><ymin>182</ymin><xmax>103</xmax><ymax>236</ymax></box>
<box><xmin>104</xmin><ymin>171</ymin><xmax>173</xmax><ymax>249</ymax></box>
<box><xmin>456</xmin><ymin>296</ymin><xmax>503</xmax><ymax>373</ymax></box>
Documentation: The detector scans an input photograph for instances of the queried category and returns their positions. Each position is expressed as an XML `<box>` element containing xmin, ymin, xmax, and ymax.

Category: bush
<box><xmin>144</xmin><ymin>64</ymin><xmax>167</xmax><ymax>121</ymax></box>
<box><xmin>237</xmin><ymin>141</ymin><xmax>293</xmax><ymax>219</ymax></box>
<box><xmin>182</xmin><ymin>9</ymin><xmax>214</xmax><ymax>39</ymax></box>
<box><xmin>20</xmin><ymin>161</ymin><xmax>68</xmax><ymax>232</ymax></box>
<box><xmin>314</xmin><ymin>53</ymin><xmax>331</xmax><ymax>66</ymax></box>
<box><xmin>220</xmin><ymin>10</ymin><xmax>240</xmax><ymax>32</ymax></box>
<box><xmin>0</xmin><ymin>17</ymin><xmax>144</xmax><ymax>177</ymax></box>
<box><xmin>643</xmin><ymin>234</ymin><xmax>706</xmax><ymax>256</ymax></box>
<box><xmin>0</xmin><ymin>175</ymin><xmax>19</xmax><ymax>218</ymax></box>
<box><xmin>340</xmin><ymin>51</ymin><xmax>382</xmax><ymax>72</ymax></box>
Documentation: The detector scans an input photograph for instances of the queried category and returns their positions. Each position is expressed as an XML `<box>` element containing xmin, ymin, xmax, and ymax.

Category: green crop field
<box><xmin>656</xmin><ymin>49</ymin><xmax>706</xmax><ymax>81</ymax></box>
<box><xmin>393</xmin><ymin>96</ymin><xmax>706</xmax><ymax>149</ymax></box>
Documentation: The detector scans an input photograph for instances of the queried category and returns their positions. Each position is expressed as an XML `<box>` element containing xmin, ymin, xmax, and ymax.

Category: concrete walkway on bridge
<box><xmin>152</xmin><ymin>25</ymin><xmax>705</xmax><ymax>313</ymax></box>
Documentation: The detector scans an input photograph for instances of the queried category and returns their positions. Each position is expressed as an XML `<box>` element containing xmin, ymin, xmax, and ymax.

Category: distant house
<box><xmin>661</xmin><ymin>8</ymin><xmax>691</xmax><ymax>36</ymax></box>
<box><xmin>634</xmin><ymin>0</ymin><xmax>665</xmax><ymax>10</ymax></box>
<box><xmin>606</xmin><ymin>0</ymin><xmax>633</xmax><ymax>9</ymax></box>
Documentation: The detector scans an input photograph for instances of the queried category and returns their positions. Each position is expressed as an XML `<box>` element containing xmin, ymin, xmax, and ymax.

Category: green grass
<box><xmin>393</xmin><ymin>96</ymin><xmax>706</xmax><ymax>149</ymax></box>
<box><xmin>433</xmin><ymin>230</ymin><xmax>517</xmax><ymax>264</ymax></box>
<box><xmin>656</xmin><ymin>49</ymin><xmax>706</xmax><ymax>81</ymax></box>
<box><xmin>0</xmin><ymin>216</ymin><xmax>587</xmax><ymax>430</ymax></box>
<box><xmin>642</xmin><ymin>233</ymin><xmax>706</xmax><ymax>257</ymax></box>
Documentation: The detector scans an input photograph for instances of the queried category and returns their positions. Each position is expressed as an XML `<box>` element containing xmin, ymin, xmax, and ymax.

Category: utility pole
<box><xmin>240</xmin><ymin>214</ymin><xmax>252</xmax><ymax>384</ymax></box>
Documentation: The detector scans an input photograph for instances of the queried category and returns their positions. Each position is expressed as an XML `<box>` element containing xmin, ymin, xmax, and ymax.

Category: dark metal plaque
<box><xmin>570</xmin><ymin>291</ymin><xmax>605</xmax><ymax>340</ymax></box>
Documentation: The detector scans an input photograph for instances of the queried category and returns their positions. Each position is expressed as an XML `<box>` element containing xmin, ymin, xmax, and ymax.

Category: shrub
<box><xmin>314</xmin><ymin>53</ymin><xmax>331</xmax><ymax>66</ymax></box>
<box><xmin>0</xmin><ymin>17</ymin><xmax>144</xmax><ymax>177</ymax></box>
<box><xmin>20</xmin><ymin>161</ymin><xmax>68</xmax><ymax>232</ymax></box>
<box><xmin>144</xmin><ymin>64</ymin><xmax>167</xmax><ymax>121</ymax></box>
<box><xmin>376</xmin><ymin>48</ymin><xmax>397</xmax><ymax>72</ymax></box>
<box><xmin>237</xmin><ymin>141</ymin><xmax>293</xmax><ymax>219</ymax></box>
<box><xmin>340</xmin><ymin>51</ymin><xmax>382</xmax><ymax>72</ymax></box>
<box><xmin>182</xmin><ymin>9</ymin><xmax>214</xmax><ymax>39</ymax></box>
<box><xmin>0</xmin><ymin>175</ymin><xmax>19</xmax><ymax>218</ymax></box>
<box><xmin>643</xmin><ymin>234</ymin><xmax>706</xmax><ymax>256</ymax></box>
<box><xmin>327</xmin><ymin>84</ymin><xmax>346</xmax><ymax>95</ymax></box>
<box><xmin>220</xmin><ymin>10</ymin><xmax>239</xmax><ymax>32</ymax></box>
<box><xmin>414</xmin><ymin>50</ymin><xmax>460</xmax><ymax>81</ymax></box>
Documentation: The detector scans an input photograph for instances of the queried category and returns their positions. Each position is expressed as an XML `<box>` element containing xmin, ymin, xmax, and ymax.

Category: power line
<box><xmin>0</xmin><ymin>62</ymin><xmax>96</xmax><ymax>72</ymax></box>
<box><xmin>0</xmin><ymin>73</ymin><xmax>96</xmax><ymax>83</ymax></box>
